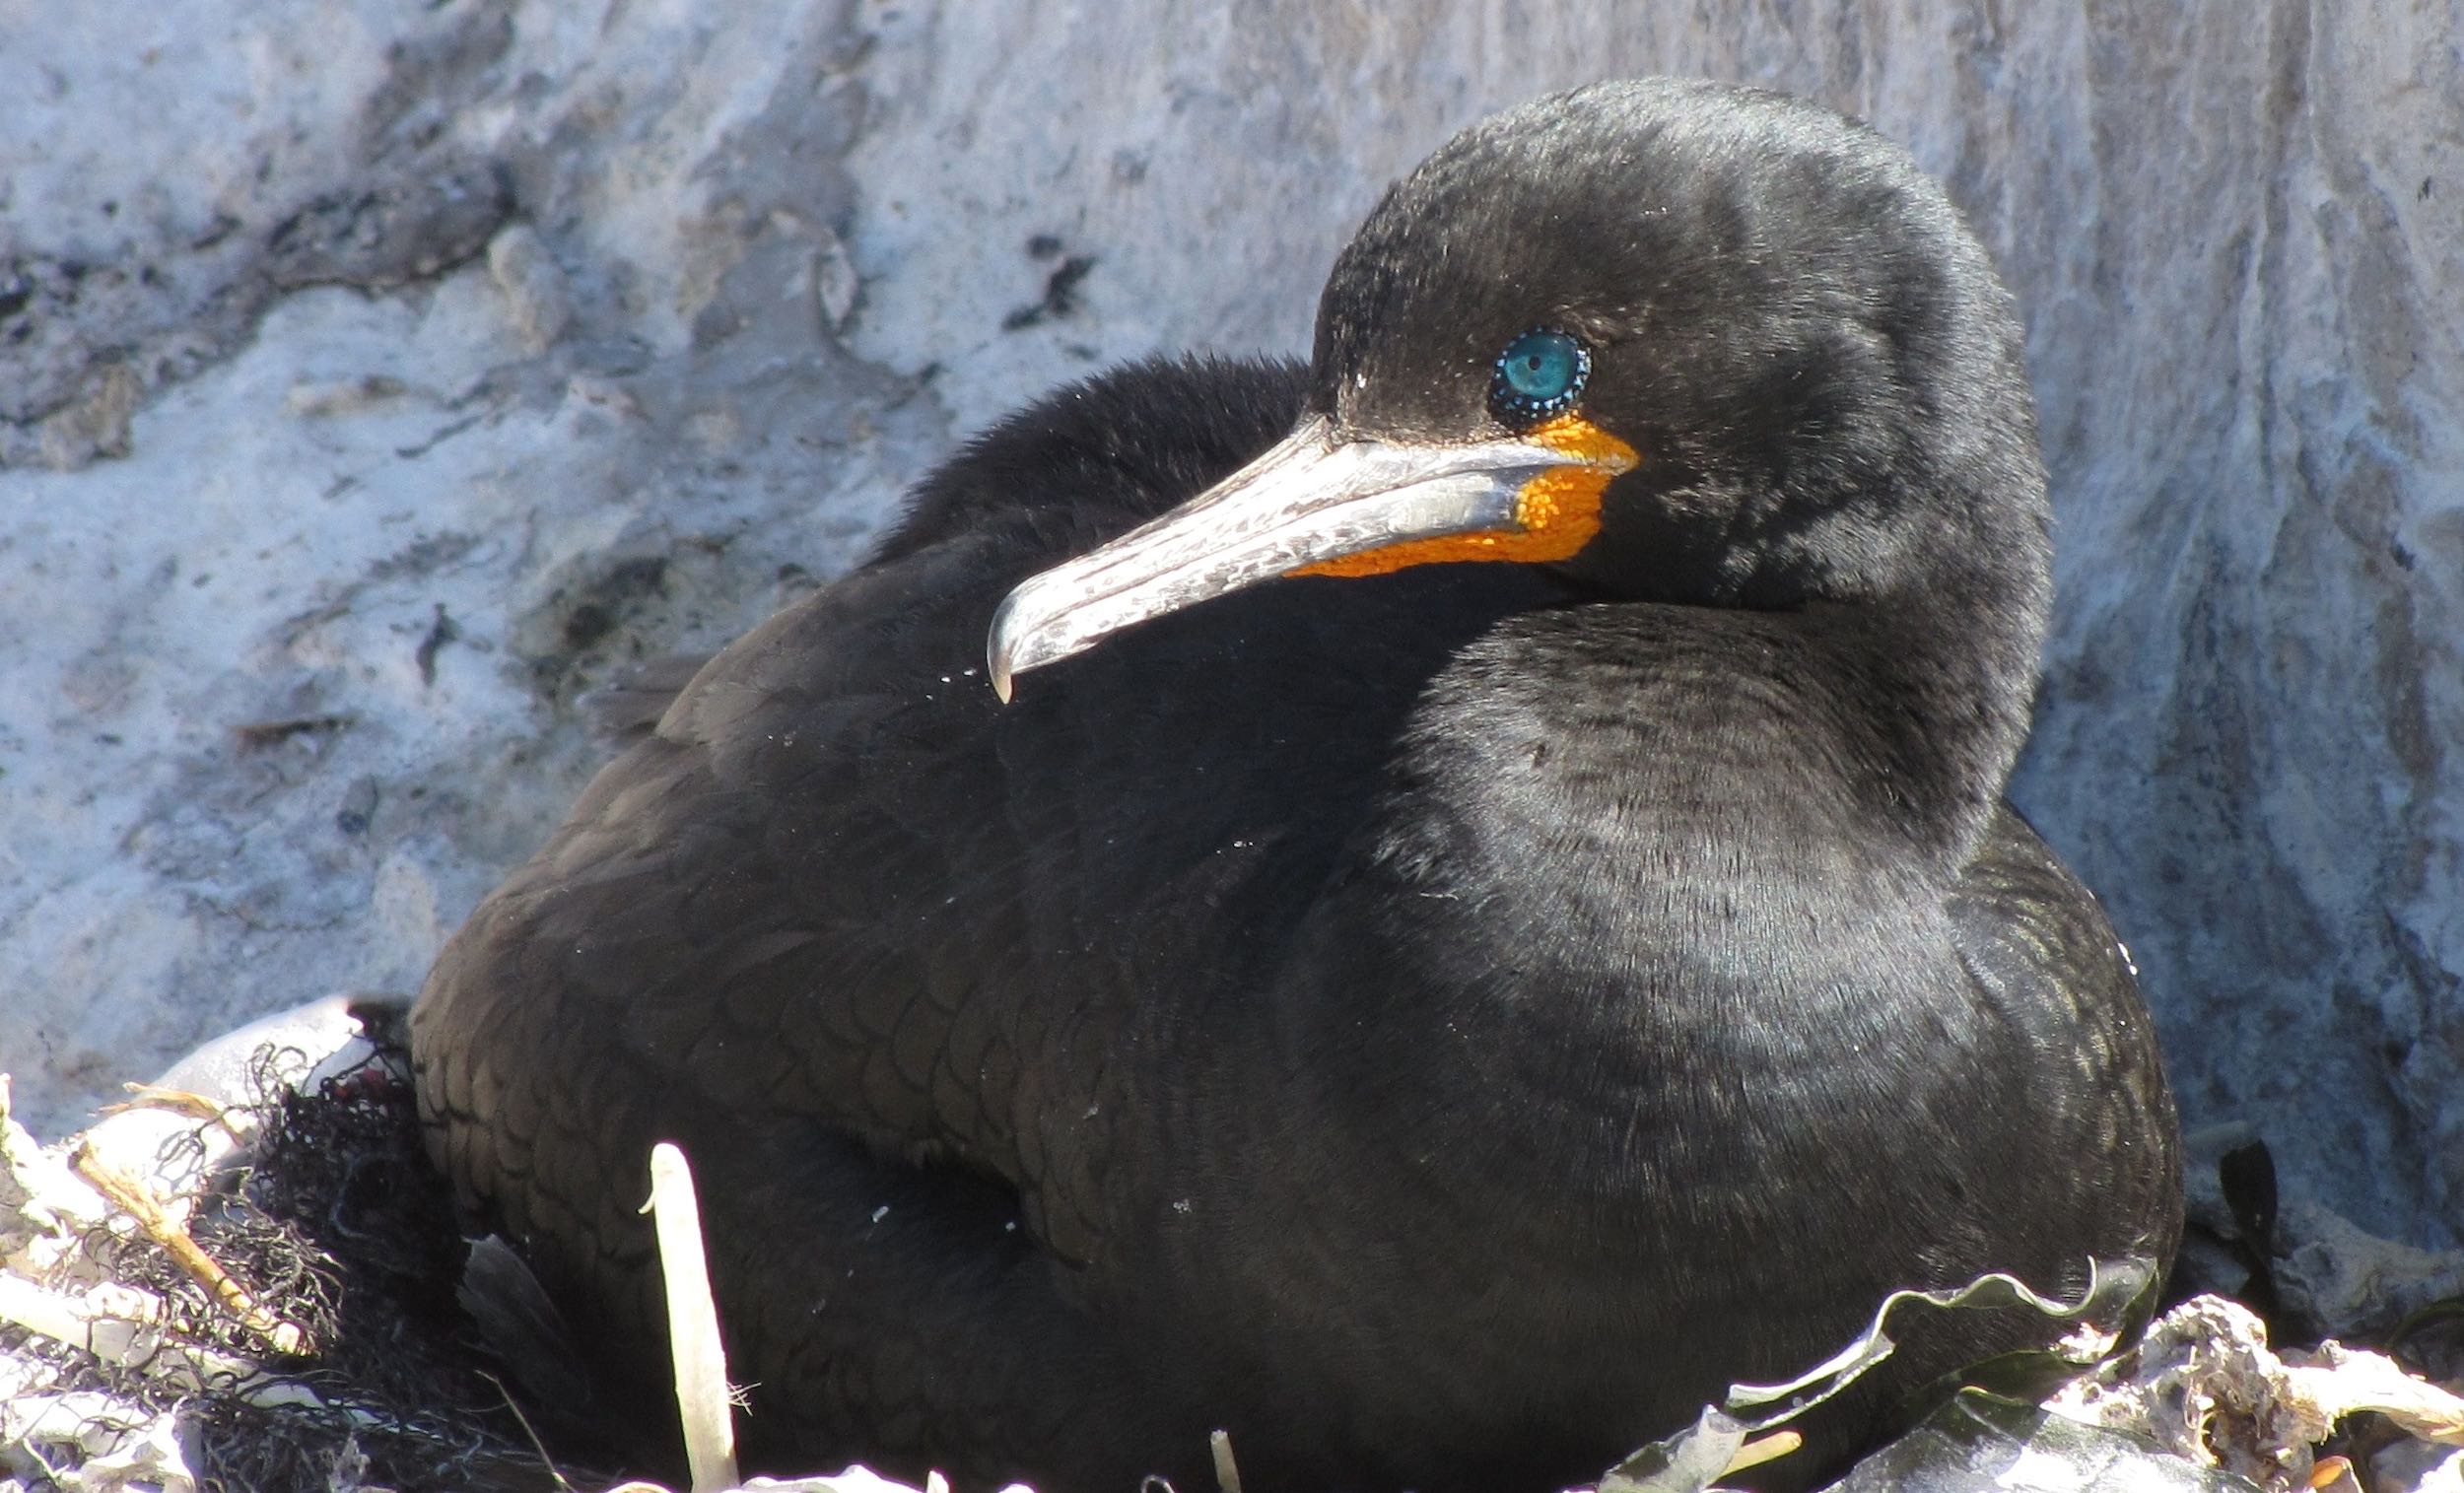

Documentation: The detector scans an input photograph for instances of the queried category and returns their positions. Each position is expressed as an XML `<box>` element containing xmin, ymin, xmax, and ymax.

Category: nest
<box><xmin>1</xmin><ymin>1006</ymin><xmax>591</xmax><ymax>1492</ymax></box>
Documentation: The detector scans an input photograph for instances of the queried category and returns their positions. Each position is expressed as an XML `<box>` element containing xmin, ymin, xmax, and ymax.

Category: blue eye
<box><xmin>1489</xmin><ymin>328</ymin><xmax>1590</xmax><ymax>427</ymax></box>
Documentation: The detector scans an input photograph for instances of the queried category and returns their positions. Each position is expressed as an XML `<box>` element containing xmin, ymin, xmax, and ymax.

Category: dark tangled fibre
<box><xmin>5</xmin><ymin>1007</ymin><xmax>599</xmax><ymax>1493</ymax></box>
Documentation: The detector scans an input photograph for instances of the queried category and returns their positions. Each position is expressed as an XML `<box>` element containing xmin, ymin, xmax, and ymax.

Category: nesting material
<box><xmin>644</xmin><ymin>1142</ymin><xmax>741</xmax><ymax>1493</ymax></box>
<box><xmin>2049</xmin><ymin>1296</ymin><xmax>2464</xmax><ymax>1493</ymax></box>
<box><xmin>1</xmin><ymin>1003</ymin><xmax>565</xmax><ymax>1492</ymax></box>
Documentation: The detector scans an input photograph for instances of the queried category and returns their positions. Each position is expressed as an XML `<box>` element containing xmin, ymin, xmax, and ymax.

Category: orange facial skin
<box><xmin>1291</xmin><ymin>414</ymin><xmax>1639</xmax><ymax>578</ymax></box>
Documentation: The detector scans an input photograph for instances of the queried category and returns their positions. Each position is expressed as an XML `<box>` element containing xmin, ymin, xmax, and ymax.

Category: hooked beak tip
<box><xmin>987</xmin><ymin>589</ymin><xmax>1022</xmax><ymax>704</ymax></box>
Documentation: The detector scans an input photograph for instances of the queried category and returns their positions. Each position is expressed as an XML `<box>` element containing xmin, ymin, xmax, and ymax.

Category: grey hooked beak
<box><xmin>986</xmin><ymin>416</ymin><xmax>1630</xmax><ymax>701</ymax></box>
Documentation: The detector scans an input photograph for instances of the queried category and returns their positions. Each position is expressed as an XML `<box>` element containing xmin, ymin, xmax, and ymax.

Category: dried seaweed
<box><xmin>3</xmin><ymin>1008</ymin><xmax>606</xmax><ymax>1493</ymax></box>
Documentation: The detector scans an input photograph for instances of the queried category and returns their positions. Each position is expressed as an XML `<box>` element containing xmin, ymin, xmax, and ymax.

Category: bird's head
<box><xmin>989</xmin><ymin>79</ymin><xmax>2050</xmax><ymax>702</ymax></box>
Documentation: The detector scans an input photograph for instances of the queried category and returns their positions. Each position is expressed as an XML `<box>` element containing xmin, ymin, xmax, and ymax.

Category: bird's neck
<box><xmin>1391</xmin><ymin>577</ymin><xmax>2040</xmax><ymax>904</ymax></box>
<box><xmin>1544</xmin><ymin>499</ymin><xmax>2051</xmax><ymax>872</ymax></box>
<box><xmin>1794</xmin><ymin>565</ymin><xmax>2045</xmax><ymax>872</ymax></box>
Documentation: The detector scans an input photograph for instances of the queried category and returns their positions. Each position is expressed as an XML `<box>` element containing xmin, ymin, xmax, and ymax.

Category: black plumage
<box><xmin>412</xmin><ymin>78</ymin><xmax>2180</xmax><ymax>1493</ymax></box>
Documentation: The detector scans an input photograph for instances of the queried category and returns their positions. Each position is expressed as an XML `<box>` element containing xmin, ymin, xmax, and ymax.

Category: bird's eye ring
<box><xmin>1488</xmin><ymin>328</ymin><xmax>1590</xmax><ymax>428</ymax></box>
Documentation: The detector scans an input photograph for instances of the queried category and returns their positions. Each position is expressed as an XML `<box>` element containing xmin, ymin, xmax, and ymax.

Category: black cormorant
<box><xmin>412</xmin><ymin>78</ymin><xmax>2181</xmax><ymax>1493</ymax></box>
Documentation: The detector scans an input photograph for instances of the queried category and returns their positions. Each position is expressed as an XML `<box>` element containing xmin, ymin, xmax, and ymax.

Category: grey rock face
<box><xmin>0</xmin><ymin>1</ymin><xmax>2456</xmax><ymax>1245</ymax></box>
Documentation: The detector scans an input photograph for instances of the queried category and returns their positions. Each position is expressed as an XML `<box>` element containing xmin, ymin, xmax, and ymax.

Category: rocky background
<box><xmin>1</xmin><ymin>2</ymin><xmax>2457</xmax><ymax>1248</ymax></box>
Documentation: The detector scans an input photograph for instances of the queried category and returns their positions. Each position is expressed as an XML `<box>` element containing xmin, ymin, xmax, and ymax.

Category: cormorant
<box><xmin>412</xmin><ymin>78</ymin><xmax>2181</xmax><ymax>1493</ymax></box>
